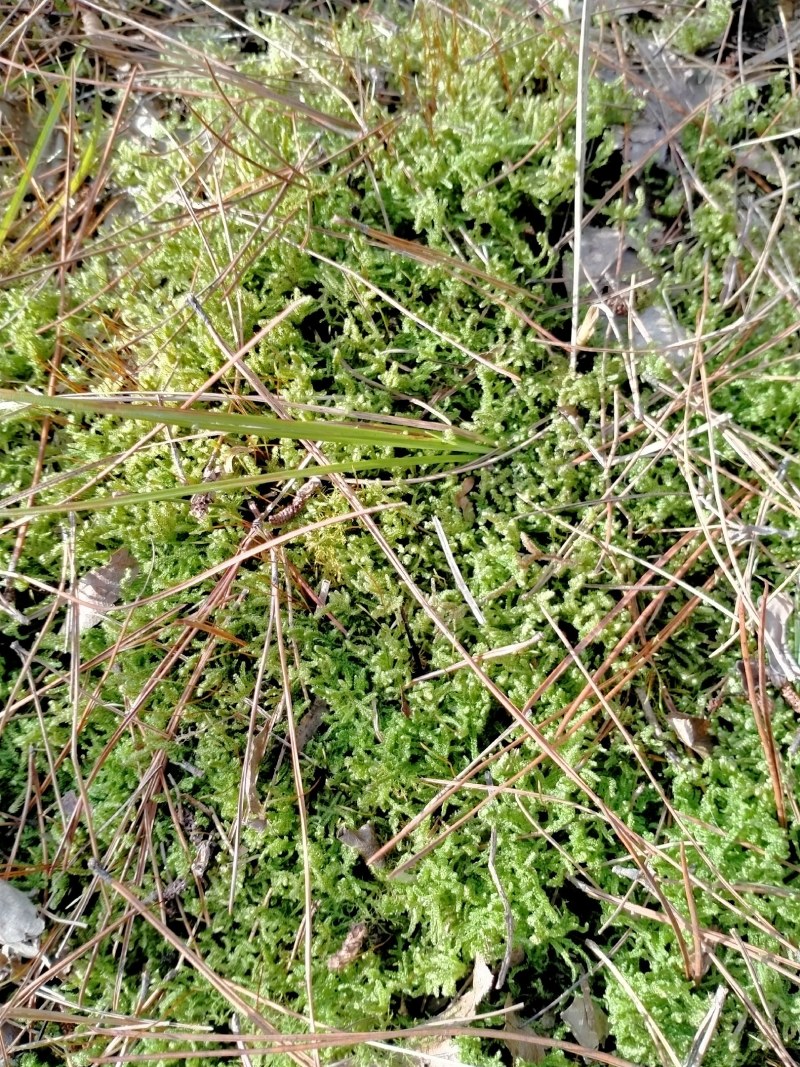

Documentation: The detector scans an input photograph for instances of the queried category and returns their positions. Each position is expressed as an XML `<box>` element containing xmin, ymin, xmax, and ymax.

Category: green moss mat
<box><xmin>1</xmin><ymin>2</ymin><xmax>800</xmax><ymax>1065</ymax></box>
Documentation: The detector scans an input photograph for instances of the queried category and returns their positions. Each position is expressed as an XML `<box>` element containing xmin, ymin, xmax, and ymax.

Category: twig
<box><xmin>272</xmin><ymin>548</ymin><xmax>319</xmax><ymax>1067</ymax></box>
<box><xmin>683</xmin><ymin>987</ymin><xmax>727</xmax><ymax>1067</ymax></box>
<box><xmin>433</xmin><ymin>516</ymin><xmax>486</xmax><ymax>626</ymax></box>
<box><xmin>569</xmin><ymin>0</ymin><xmax>591</xmax><ymax>373</ymax></box>
<box><xmin>486</xmin><ymin>824</ymin><xmax>514</xmax><ymax>990</ymax></box>
<box><xmin>407</xmin><ymin>634</ymin><xmax>543</xmax><ymax>686</ymax></box>
<box><xmin>587</xmin><ymin>941</ymin><xmax>681</xmax><ymax>1067</ymax></box>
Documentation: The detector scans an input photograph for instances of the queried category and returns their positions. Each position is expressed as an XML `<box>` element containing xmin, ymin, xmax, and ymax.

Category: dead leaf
<box><xmin>0</xmin><ymin>1020</ymin><xmax>25</xmax><ymax>1065</ymax></box>
<box><xmin>503</xmin><ymin>1010</ymin><xmax>546</xmax><ymax>1064</ymax></box>
<box><xmin>433</xmin><ymin>954</ymin><xmax>495</xmax><ymax>1023</ymax></box>
<box><xmin>337</xmin><ymin>822</ymin><xmax>384</xmax><ymax>868</ymax></box>
<box><xmin>568</xmin><ymin>225</ymin><xmax>645</xmax><ymax>287</ymax></box>
<box><xmin>57</xmin><ymin>789</ymin><xmax>82</xmax><ymax>849</ymax></box>
<box><xmin>191</xmin><ymin>839</ymin><xmax>211</xmax><ymax>879</ymax></box>
<box><xmin>472</xmin><ymin>953</ymin><xmax>494</xmax><ymax>1005</ymax></box>
<box><xmin>244</xmin><ymin>722</ymin><xmax>273</xmax><ymax>821</ymax></box>
<box><xmin>630</xmin><ymin>303</ymin><xmax>693</xmax><ymax>368</ymax></box>
<box><xmin>418</xmin><ymin>1041</ymin><xmax>472</xmax><ymax>1065</ymax></box>
<box><xmin>160</xmin><ymin>876</ymin><xmax>188</xmax><ymax>903</ymax></box>
<box><xmin>667</xmin><ymin>712</ymin><xmax>715</xmax><ymax>758</ymax></box>
<box><xmin>418</xmin><ymin>957</ymin><xmax>496</xmax><ymax>1064</ymax></box>
<box><xmin>0</xmin><ymin>882</ymin><xmax>44</xmax><ymax>959</ymax></box>
<box><xmin>735</xmin><ymin>143</ymin><xmax>800</xmax><ymax>187</ymax></box>
<box><xmin>59</xmin><ymin>790</ymin><xmax>79</xmax><ymax>822</ymax></box>
<box><xmin>630</xmin><ymin>36</ymin><xmax>723</xmax><ymax>158</ymax></box>
<box><xmin>190</xmin><ymin>462</ymin><xmax>222</xmax><ymax>520</ymax></box>
<box><xmin>71</xmin><ymin>548</ymin><xmax>138</xmax><ymax>632</ymax></box>
<box><xmin>761</xmin><ymin>592</ymin><xmax>800</xmax><ymax>687</ymax></box>
<box><xmin>576</xmin><ymin>303</ymin><xmax>601</xmax><ymax>347</ymax></box>
<box><xmin>295</xmin><ymin>697</ymin><xmax>329</xmax><ymax>751</ymax></box>
<box><xmin>189</xmin><ymin>491</ymin><xmax>215</xmax><ymax>520</ymax></box>
<box><xmin>268</xmin><ymin>476</ymin><xmax>323</xmax><ymax>527</ymax></box>
<box><xmin>454</xmin><ymin>477</ymin><xmax>475</xmax><ymax>523</ymax></box>
<box><xmin>327</xmin><ymin>921</ymin><xmax>368</xmax><ymax>971</ymax></box>
<box><xmin>560</xmin><ymin>983</ymin><xmax>608</xmax><ymax>1051</ymax></box>
<box><xmin>616</xmin><ymin>119</ymin><xmax>669</xmax><ymax>169</ymax></box>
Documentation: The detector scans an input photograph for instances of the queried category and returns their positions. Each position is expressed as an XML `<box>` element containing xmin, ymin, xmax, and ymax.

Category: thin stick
<box><xmin>272</xmin><ymin>549</ymin><xmax>318</xmax><ymax>1066</ymax></box>
<box><xmin>407</xmin><ymin>634</ymin><xmax>543</xmax><ymax>686</ymax></box>
<box><xmin>587</xmin><ymin>941</ymin><xmax>681</xmax><ymax>1067</ymax></box>
<box><xmin>486</xmin><ymin>825</ymin><xmax>513</xmax><ymax>989</ymax></box>
<box><xmin>433</xmin><ymin>516</ymin><xmax>486</xmax><ymax>625</ymax></box>
<box><xmin>229</xmin><ymin>620</ymin><xmax>273</xmax><ymax>915</ymax></box>
<box><xmin>737</xmin><ymin>598</ymin><xmax>786</xmax><ymax>826</ymax></box>
<box><xmin>88</xmin><ymin>864</ymin><xmax>312</xmax><ymax>1067</ymax></box>
<box><xmin>569</xmin><ymin>0</ymin><xmax>591</xmax><ymax>372</ymax></box>
<box><xmin>680</xmin><ymin>841</ymin><xmax>705</xmax><ymax>983</ymax></box>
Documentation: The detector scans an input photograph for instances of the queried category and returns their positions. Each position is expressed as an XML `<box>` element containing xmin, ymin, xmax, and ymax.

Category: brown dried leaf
<box><xmin>72</xmin><ymin>548</ymin><xmax>138</xmax><ymax>632</ymax></box>
<box><xmin>295</xmin><ymin>697</ymin><xmax>328</xmax><ymax>751</ymax></box>
<box><xmin>160</xmin><ymin>876</ymin><xmax>188</xmax><ymax>903</ymax></box>
<box><xmin>189</xmin><ymin>492</ymin><xmax>214</xmax><ymax>521</ymax></box>
<box><xmin>327</xmin><ymin>921</ymin><xmax>368</xmax><ymax>971</ymax></box>
<box><xmin>667</xmin><ymin>712</ymin><xmax>715</xmax><ymax>758</ymax></box>
<box><xmin>337</xmin><ymin>822</ymin><xmax>384</xmax><ymax>868</ymax></box>
<box><xmin>244</xmin><ymin>722</ymin><xmax>273</xmax><ymax>821</ymax></box>
<box><xmin>433</xmin><ymin>954</ymin><xmax>495</xmax><ymax>1023</ymax></box>
<box><xmin>560</xmin><ymin>985</ymin><xmax>608</xmax><ymax>1051</ymax></box>
<box><xmin>268</xmin><ymin>476</ymin><xmax>322</xmax><ymax>527</ymax></box>
<box><xmin>503</xmin><ymin>1011</ymin><xmax>546</xmax><ymax>1064</ymax></box>
<box><xmin>191</xmin><ymin>839</ymin><xmax>211</xmax><ymax>879</ymax></box>
<box><xmin>454</xmin><ymin>476</ymin><xmax>475</xmax><ymax>523</ymax></box>
<box><xmin>190</xmin><ymin>465</ymin><xmax>221</xmax><ymax>521</ymax></box>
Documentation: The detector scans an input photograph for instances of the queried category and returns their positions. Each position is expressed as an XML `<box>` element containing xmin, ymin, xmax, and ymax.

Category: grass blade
<box><xmin>0</xmin><ymin>453</ymin><xmax>468</xmax><ymax>518</ymax></box>
<box><xmin>0</xmin><ymin>75</ymin><xmax>70</xmax><ymax>248</ymax></box>
<box><xmin>0</xmin><ymin>390</ymin><xmax>491</xmax><ymax>453</ymax></box>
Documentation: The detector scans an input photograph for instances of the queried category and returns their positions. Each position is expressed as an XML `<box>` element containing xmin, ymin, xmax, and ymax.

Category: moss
<box><xmin>664</xmin><ymin>0</ymin><xmax>733</xmax><ymax>54</ymax></box>
<box><xmin>1</xmin><ymin>2</ymin><xmax>800</xmax><ymax>1066</ymax></box>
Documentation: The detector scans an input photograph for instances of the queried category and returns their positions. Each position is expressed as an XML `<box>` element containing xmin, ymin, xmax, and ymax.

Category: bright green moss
<box><xmin>1</xmin><ymin>2</ymin><xmax>800</xmax><ymax>1066</ymax></box>
<box><xmin>664</xmin><ymin>0</ymin><xmax>733</xmax><ymax>54</ymax></box>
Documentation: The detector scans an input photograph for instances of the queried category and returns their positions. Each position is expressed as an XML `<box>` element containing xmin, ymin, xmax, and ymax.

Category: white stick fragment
<box><xmin>683</xmin><ymin>987</ymin><xmax>727</xmax><ymax>1067</ymax></box>
<box><xmin>433</xmin><ymin>516</ymin><xmax>486</xmax><ymax>626</ymax></box>
<box><xmin>408</xmin><ymin>634</ymin><xmax>543</xmax><ymax>686</ymax></box>
<box><xmin>569</xmin><ymin>0</ymin><xmax>591</xmax><ymax>373</ymax></box>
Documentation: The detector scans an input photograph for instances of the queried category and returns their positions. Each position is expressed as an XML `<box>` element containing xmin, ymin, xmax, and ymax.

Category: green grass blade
<box><xmin>0</xmin><ymin>453</ymin><xmax>470</xmax><ymax>518</ymax></box>
<box><xmin>14</xmin><ymin>91</ymin><xmax>102</xmax><ymax>254</ymax></box>
<box><xmin>0</xmin><ymin>76</ymin><xmax>70</xmax><ymax>248</ymax></box>
<box><xmin>0</xmin><ymin>390</ymin><xmax>491</xmax><ymax>453</ymax></box>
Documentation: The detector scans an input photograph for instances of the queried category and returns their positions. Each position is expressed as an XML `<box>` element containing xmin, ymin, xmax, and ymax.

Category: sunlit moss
<box><xmin>1</xmin><ymin>2</ymin><xmax>799</xmax><ymax>1066</ymax></box>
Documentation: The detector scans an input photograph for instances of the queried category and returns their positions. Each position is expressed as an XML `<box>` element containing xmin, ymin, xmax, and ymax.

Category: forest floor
<box><xmin>1</xmin><ymin>1</ymin><xmax>800</xmax><ymax>1065</ymax></box>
